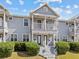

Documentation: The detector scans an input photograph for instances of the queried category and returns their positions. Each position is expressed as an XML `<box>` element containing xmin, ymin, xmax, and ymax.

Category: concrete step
<box><xmin>39</xmin><ymin>46</ymin><xmax>56</xmax><ymax>59</ymax></box>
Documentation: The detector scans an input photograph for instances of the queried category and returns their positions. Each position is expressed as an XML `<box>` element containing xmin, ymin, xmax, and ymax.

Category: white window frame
<box><xmin>10</xmin><ymin>33</ymin><xmax>18</xmax><ymax>41</ymax></box>
<box><xmin>23</xmin><ymin>18</ymin><xmax>29</xmax><ymax>27</ymax></box>
<box><xmin>22</xmin><ymin>33</ymin><xmax>29</xmax><ymax>42</ymax></box>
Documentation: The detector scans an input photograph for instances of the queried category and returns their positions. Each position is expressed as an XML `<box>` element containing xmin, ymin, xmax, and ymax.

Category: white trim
<box><xmin>28</xmin><ymin>33</ymin><xmax>30</xmax><ymax>42</ymax></box>
<box><xmin>3</xmin><ymin>12</ymin><xmax>5</xmax><ymax>42</ymax></box>
<box><xmin>32</xmin><ymin>15</ymin><xmax>34</xmax><ymax>41</ymax></box>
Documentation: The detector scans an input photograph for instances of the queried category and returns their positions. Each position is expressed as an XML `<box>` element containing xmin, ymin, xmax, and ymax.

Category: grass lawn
<box><xmin>57</xmin><ymin>52</ymin><xmax>79</xmax><ymax>59</ymax></box>
<box><xmin>5</xmin><ymin>52</ymin><xmax>45</xmax><ymax>59</ymax></box>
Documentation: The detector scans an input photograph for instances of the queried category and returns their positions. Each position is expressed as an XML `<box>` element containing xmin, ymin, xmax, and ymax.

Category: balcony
<box><xmin>0</xmin><ymin>9</ymin><xmax>4</xmax><ymax>14</ymax></box>
<box><xmin>33</xmin><ymin>23</ymin><xmax>57</xmax><ymax>34</ymax></box>
<box><xmin>33</xmin><ymin>23</ymin><xmax>57</xmax><ymax>31</ymax></box>
<box><xmin>46</xmin><ymin>24</ymin><xmax>56</xmax><ymax>31</ymax></box>
<box><xmin>0</xmin><ymin>21</ymin><xmax>8</xmax><ymax>33</ymax></box>
<box><xmin>33</xmin><ymin>23</ymin><xmax>45</xmax><ymax>31</ymax></box>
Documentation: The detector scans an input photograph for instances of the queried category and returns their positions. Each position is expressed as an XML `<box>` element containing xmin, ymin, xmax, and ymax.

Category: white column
<box><xmin>32</xmin><ymin>14</ymin><xmax>34</xmax><ymax>42</ymax></box>
<box><xmin>56</xmin><ymin>20</ymin><xmax>58</xmax><ymax>42</ymax></box>
<box><xmin>3</xmin><ymin>12</ymin><xmax>6</xmax><ymax>42</ymax></box>
<box><xmin>29</xmin><ymin>33</ymin><xmax>31</xmax><ymax>41</ymax></box>
<box><xmin>74</xmin><ymin>20</ymin><xmax>76</xmax><ymax>42</ymax></box>
<box><xmin>53</xmin><ymin>18</ymin><xmax>58</xmax><ymax>42</ymax></box>
<box><xmin>45</xmin><ymin>16</ymin><xmax>46</xmax><ymax>30</ymax></box>
<box><xmin>53</xmin><ymin>34</ymin><xmax>55</xmax><ymax>47</ymax></box>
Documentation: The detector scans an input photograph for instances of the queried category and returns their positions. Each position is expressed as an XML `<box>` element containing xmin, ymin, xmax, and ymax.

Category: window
<box><xmin>63</xmin><ymin>36</ymin><xmax>67</xmax><ymax>41</ymax></box>
<box><xmin>23</xmin><ymin>34</ymin><xmax>29</xmax><ymax>42</ymax></box>
<box><xmin>37</xmin><ymin>20</ymin><xmax>41</xmax><ymax>23</ymax></box>
<box><xmin>66</xmin><ymin>23</ymin><xmax>68</xmax><ymax>25</ymax></box>
<box><xmin>24</xmin><ymin>19</ymin><xmax>28</xmax><ymax>26</ymax></box>
<box><xmin>37</xmin><ymin>20</ymin><xmax>41</xmax><ymax>29</ymax></box>
<box><xmin>11</xmin><ymin>34</ymin><xmax>17</xmax><ymax>41</ymax></box>
<box><xmin>71</xmin><ymin>23</ymin><xmax>74</xmax><ymax>26</ymax></box>
<box><xmin>72</xmin><ymin>36</ymin><xmax>74</xmax><ymax>41</ymax></box>
<box><xmin>9</xmin><ymin>17</ymin><xmax>13</xmax><ymax>20</ymax></box>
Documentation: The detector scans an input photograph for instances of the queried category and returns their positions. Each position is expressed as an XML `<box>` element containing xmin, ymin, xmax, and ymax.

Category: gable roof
<box><xmin>31</xmin><ymin>3</ymin><xmax>59</xmax><ymax>17</ymax></box>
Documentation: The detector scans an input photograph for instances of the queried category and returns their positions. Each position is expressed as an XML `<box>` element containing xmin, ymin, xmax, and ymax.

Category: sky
<box><xmin>0</xmin><ymin>0</ymin><xmax>79</xmax><ymax>20</ymax></box>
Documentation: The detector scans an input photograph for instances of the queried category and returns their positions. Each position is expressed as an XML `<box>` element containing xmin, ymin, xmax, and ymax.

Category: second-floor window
<box><xmin>24</xmin><ymin>19</ymin><xmax>28</xmax><ymax>26</ymax></box>
<box><xmin>11</xmin><ymin>34</ymin><xmax>17</xmax><ymax>41</ymax></box>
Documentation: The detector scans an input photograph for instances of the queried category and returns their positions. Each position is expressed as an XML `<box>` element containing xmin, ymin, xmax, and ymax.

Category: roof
<box><xmin>31</xmin><ymin>3</ymin><xmax>59</xmax><ymax>17</ymax></box>
<box><xmin>8</xmin><ymin>15</ymin><xmax>30</xmax><ymax>18</ymax></box>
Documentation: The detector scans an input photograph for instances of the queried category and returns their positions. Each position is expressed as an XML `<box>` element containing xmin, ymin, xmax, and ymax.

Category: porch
<box><xmin>32</xmin><ymin>33</ymin><xmax>56</xmax><ymax>46</ymax></box>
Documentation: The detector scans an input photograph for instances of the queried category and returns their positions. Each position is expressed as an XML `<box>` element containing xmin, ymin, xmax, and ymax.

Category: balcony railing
<box><xmin>33</xmin><ymin>23</ymin><xmax>57</xmax><ymax>31</ymax></box>
<box><xmin>34</xmin><ymin>23</ymin><xmax>45</xmax><ymax>31</ymax></box>
<box><xmin>46</xmin><ymin>24</ymin><xmax>54</xmax><ymax>31</ymax></box>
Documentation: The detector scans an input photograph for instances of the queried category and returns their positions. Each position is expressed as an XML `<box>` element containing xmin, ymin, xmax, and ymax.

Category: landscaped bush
<box><xmin>14</xmin><ymin>42</ymin><xmax>26</xmax><ymax>51</ymax></box>
<box><xmin>0</xmin><ymin>42</ymin><xmax>14</xmax><ymax>58</ymax></box>
<box><xmin>25</xmin><ymin>42</ymin><xmax>40</xmax><ymax>56</ymax></box>
<box><xmin>56</xmin><ymin>41</ymin><xmax>70</xmax><ymax>55</ymax></box>
<box><xmin>69</xmin><ymin>42</ymin><xmax>79</xmax><ymax>52</ymax></box>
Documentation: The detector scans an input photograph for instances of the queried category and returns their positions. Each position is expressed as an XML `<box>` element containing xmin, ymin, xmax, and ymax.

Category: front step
<box><xmin>39</xmin><ymin>46</ymin><xmax>56</xmax><ymax>59</ymax></box>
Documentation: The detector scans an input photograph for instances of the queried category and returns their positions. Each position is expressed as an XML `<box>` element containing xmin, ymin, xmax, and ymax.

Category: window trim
<box><xmin>10</xmin><ymin>33</ymin><xmax>18</xmax><ymax>41</ymax></box>
<box><xmin>23</xmin><ymin>18</ymin><xmax>29</xmax><ymax>27</ymax></box>
<box><xmin>22</xmin><ymin>33</ymin><xmax>29</xmax><ymax>42</ymax></box>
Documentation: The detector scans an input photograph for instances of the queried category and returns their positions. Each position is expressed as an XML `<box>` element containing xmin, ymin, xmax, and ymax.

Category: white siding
<box><xmin>58</xmin><ymin>21</ymin><xmax>69</xmax><ymax>41</ymax></box>
<box><xmin>8</xmin><ymin>17</ymin><xmax>30</xmax><ymax>41</ymax></box>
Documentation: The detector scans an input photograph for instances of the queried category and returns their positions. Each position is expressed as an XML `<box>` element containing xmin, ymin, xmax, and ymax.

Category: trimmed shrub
<box><xmin>56</xmin><ymin>41</ymin><xmax>70</xmax><ymax>55</ymax></box>
<box><xmin>25</xmin><ymin>42</ymin><xmax>40</xmax><ymax>56</ymax></box>
<box><xmin>69</xmin><ymin>42</ymin><xmax>79</xmax><ymax>52</ymax></box>
<box><xmin>14</xmin><ymin>42</ymin><xmax>26</xmax><ymax>51</ymax></box>
<box><xmin>0</xmin><ymin>42</ymin><xmax>14</xmax><ymax>58</ymax></box>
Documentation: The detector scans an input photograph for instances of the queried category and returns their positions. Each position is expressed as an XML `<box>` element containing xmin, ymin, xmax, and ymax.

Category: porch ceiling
<box><xmin>33</xmin><ymin>13</ymin><xmax>57</xmax><ymax>19</ymax></box>
<box><xmin>32</xmin><ymin>31</ymin><xmax>56</xmax><ymax>35</ymax></box>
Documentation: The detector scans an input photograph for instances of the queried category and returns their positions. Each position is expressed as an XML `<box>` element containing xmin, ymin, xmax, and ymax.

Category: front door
<box><xmin>37</xmin><ymin>35</ymin><xmax>41</xmax><ymax>45</ymax></box>
<box><xmin>44</xmin><ymin>35</ymin><xmax>47</xmax><ymax>45</ymax></box>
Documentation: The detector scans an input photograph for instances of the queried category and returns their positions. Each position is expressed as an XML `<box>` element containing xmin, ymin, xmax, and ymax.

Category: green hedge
<box><xmin>0</xmin><ymin>42</ymin><xmax>40</xmax><ymax>57</ymax></box>
<box><xmin>56</xmin><ymin>41</ymin><xmax>70</xmax><ymax>55</ymax></box>
<box><xmin>0</xmin><ymin>42</ymin><xmax>14</xmax><ymax>58</ymax></box>
<box><xmin>14</xmin><ymin>42</ymin><xmax>26</xmax><ymax>51</ymax></box>
<box><xmin>69</xmin><ymin>42</ymin><xmax>79</xmax><ymax>52</ymax></box>
<box><xmin>25</xmin><ymin>42</ymin><xmax>40</xmax><ymax>56</ymax></box>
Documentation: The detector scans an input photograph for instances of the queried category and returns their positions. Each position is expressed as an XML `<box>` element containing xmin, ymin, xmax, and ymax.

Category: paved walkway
<box><xmin>39</xmin><ymin>46</ymin><xmax>57</xmax><ymax>59</ymax></box>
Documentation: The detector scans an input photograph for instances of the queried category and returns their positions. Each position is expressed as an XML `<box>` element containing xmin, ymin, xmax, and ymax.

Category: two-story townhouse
<box><xmin>30</xmin><ymin>3</ymin><xmax>59</xmax><ymax>46</ymax></box>
<box><xmin>1</xmin><ymin>3</ymin><xmax>79</xmax><ymax>46</ymax></box>
<box><xmin>69</xmin><ymin>15</ymin><xmax>79</xmax><ymax>42</ymax></box>
<box><xmin>0</xmin><ymin>5</ymin><xmax>9</xmax><ymax>42</ymax></box>
<box><xmin>0</xmin><ymin>3</ymin><xmax>60</xmax><ymax>46</ymax></box>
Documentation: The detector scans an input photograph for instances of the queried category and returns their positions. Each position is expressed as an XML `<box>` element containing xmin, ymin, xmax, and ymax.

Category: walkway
<box><xmin>39</xmin><ymin>46</ymin><xmax>57</xmax><ymax>59</ymax></box>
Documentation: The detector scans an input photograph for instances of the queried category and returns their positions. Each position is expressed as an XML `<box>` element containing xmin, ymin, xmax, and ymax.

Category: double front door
<box><xmin>37</xmin><ymin>35</ymin><xmax>47</xmax><ymax>46</ymax></box>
